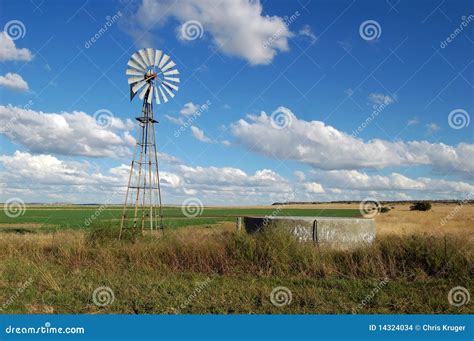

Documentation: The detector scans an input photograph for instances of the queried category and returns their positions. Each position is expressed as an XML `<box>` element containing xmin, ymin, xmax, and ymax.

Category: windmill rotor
<box><xmin>126</xmin><ymin>48</ymin><xmax>180</xmax><ymax>104</ymax></box>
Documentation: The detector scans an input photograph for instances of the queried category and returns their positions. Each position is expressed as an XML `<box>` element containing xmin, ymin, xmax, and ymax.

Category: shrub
<box><xmin>410</xmin><ymin>202</ymin><xmax>432</xmax><ymax>211</ymax></box>
<box><xmin>380</xmin><ymin>207</ymin><xmax>390</xmax><ymax>213</ymax></box>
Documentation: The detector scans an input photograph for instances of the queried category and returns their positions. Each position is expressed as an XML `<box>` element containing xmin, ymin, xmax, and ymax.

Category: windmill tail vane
<box><xmin>119</xmin><ymin>48</ymin><xmax>180</xmax><ymax>239</ymax></box>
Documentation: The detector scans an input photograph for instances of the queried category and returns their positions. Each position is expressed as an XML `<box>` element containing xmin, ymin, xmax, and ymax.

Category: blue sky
<box><xmin>0</xmin><ymin>0</ymin><xmax>473</xmax><ymax>204</ymax></box>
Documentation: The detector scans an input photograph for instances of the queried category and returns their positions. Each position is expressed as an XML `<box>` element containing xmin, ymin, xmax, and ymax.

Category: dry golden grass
<box><xmin>263</xmin><ymin>203</ymin><xmax>473</xmax><ymax>240</ymax></box>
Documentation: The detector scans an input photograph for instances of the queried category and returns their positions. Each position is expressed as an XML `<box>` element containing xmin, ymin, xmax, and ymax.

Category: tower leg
<box><xmin>119</xmin><ymin>100</ymin><xmax>164</xmax><ymax>239</ymax></box>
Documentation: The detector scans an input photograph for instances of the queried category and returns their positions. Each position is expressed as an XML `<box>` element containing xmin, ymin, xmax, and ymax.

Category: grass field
<box><xmin>0</xmin><ymin>205</ymin><xmax>361</xmax><ymax>231</ymax></box>
<box><xmin>0</xmin><ymin>203</ymin><xmax>472</xmax><ymax>314</ymax></box>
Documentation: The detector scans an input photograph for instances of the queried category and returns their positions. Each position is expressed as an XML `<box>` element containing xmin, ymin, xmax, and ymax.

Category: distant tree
<box><xmin>410</xmin><ymin>202</ymin><xmax>432</xmax><ymax>211</ymax></box>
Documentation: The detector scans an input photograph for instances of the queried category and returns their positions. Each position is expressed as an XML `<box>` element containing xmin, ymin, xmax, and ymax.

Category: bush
<box><xmin>380</xmin><ymin>207</ymin><xmax>390</xmax><ymax>213</ymax></box>
<box><xmin>410</xmin><ymin>202</ymin><xmax>432</xmax><ymax>211</ymax></box>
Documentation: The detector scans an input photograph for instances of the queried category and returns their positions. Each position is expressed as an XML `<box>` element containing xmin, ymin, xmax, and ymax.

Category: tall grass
<box><xmin>2</xmin><ymin>224</ymin><xmax>470</xmax><ymax>282</ymax></box>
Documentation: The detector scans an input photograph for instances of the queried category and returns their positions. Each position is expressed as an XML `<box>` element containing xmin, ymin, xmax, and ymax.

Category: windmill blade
<box><xmin>162</xmin><ymin>80</ymin><xmax>178</xmax><ymax>92</ymax></box>
<box><xmin>146</xmin><ymin>48</ymin><xmax>155</xmax><ymax>67</ymax></box>
<box><xmin>130</xmin><ymin>52</ymin><xmax>147</xmax><ymax>70</ymax></box>
<box><xmin>163</xmin><ymin>69</ymin><xmax>179</xmax><ymax>76</ymax></box>
<box><xmin>158</xmin><ymin>54</ymin><xmax>170</xmax><ymax>69</ymax></box>
<box><xmin>161</xmin><ymin>82</ymin><xmax>175</xmax><ymax>98</ymax></box>
<box><xmin>147</xmin><ymin>85</ymin><xmax>154</xmax><ymax>104</ymax></box>
<box><xmin>130</xmin><ymin>84</ymin><xmax>138</xmax><ymax>101</ymax></box>
<box><xmin>161</xmin><ymin>60</ymin><xmax>176</xmax><ymax>73</ymax></box>
<box><xmin>154</xmin><ymin>50</ymin><xmax>163</xmax><ymax>67</ymax></box>
<box><xmin>154</xmin><ymin>85</ymin><xmax>161</xmax><ymax>105</ymax></box>
<box><xmin>127</xmin><ymin>59</ymin><xmax>146</xmax><ymax>73</ymax></box>
<box><xmin>164</xmin><ymin>76</ymin><xmax>180</xmax><ymax>83</ymax></box>
<box><xmin>127</xmin><ymin>76</ymin><xmax>144</xmax><ymax>84</ymax></box>
<box><xmin>139</xmin><ymin>83</ymin><xmax>150</xmax><ymax>100</ymax></box>
<box><xmin>126</xmin><ymin>68</ymin><xmax>144</xmax><ymax>76</ymax></box>
<box><xmin>158</xmin><ymin>85</ymin><xmax>169</xmax><ymax>103</ymax></box>
<box><xmin>138</xmin><ymin>49</ymin><xmax>151</xmax><ymax>68</ymax></box>
<box><xmin>132</xmin><ymin>80</ymin><xmax>147</xmax><ymax>94</ymax></box>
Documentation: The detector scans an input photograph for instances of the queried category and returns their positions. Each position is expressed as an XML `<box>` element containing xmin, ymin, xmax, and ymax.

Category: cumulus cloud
<box><xmin>190</xmin><ymin>126</ymin><xmax>213</xmax><ymax>143</ymax></box>
<box><xmin>0</xmin><ymin>150</ymin><xmax>294</xmax><ymax>204</ymax></box>
<box><xmin>230</xmin><ymin>106</ymin><xmax>474</xmax><ymax>178</ymax></box>
<box><xmin>0</xmin><ymin>32</ymin><xmax>33</xmax><ymax>62</ymax></box>
<box><xmin>180</xmin><ymin>102</ymin><xmax>200</xmax><ymax>116</ymax></box>
<box><xmin>1</xmin><ymin>150</ymin><xmax>472</xmax><ymax>204</ymax></box>
<box><xmin>128</xmin><ymin>0</ymin><xmax>292</xmax><ymax>65</ymax></box>
<box><xmin>0</xmin><ymin>72</ymin><xmax>28</xmax><ymax>91</ymax></box>
<box><xmin>309</xmin><ymin>169</ymin><xmax>474</xmax><ymax>194</ymax></box>
<box><xmin>0</xmin><ymin>105</ymin><xmax>135</xmax><ymax>158</ymax></box>
<box><xmin>303</xmin><ymin>182</ymin><xmax>324</xmax><ymax>193</ymax></box>
<box><xmin>0</xmin><ymin>151</ymin><xmax>122</xmax><ymax>187</ymax></box>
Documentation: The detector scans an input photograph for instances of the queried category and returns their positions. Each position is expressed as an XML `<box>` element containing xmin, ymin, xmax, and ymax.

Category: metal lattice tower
<box><xmin>119</xmin><ymin>48</ymin><xmax>180</xmax><ymax>238</ymax></box>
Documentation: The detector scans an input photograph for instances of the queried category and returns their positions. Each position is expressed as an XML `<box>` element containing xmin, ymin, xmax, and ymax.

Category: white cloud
<box><xmin>309</xmin><ymin>169</ymin><xmax>474</xmax><ymax>194</ymax></box>
<box><xmin>303</xmin><ymin>182</ymin><xmax>324</xmax><ymax>193</ymax></box>
<box><xmin>298</xmin><ymin>25</ymin><xmax>317</xmax><ymax>43</ymax></box>
<box><xmin>1</xmin><ymin>150</ymin><xmax>472</xmax><ymax>204</ymax></box>
<box><xmin>426</xmin><ymin>122</ymin><xmax>440</xmax><ymax>135</ymax></box>
<box><xmin>221</xmin><ymin>140</ymin><xmax>231</xmax><ymax>146</ymax></box>
<box><xmin>191</xmin><ymin>126</ymin><xmax>213</xmax><ymax>143</ymax></box>
<box><xmin>165</xmin><ymin>114</ymin><xmax>184</xmax><ymax>125</ymax></box>
<box><xmin>230</xmin><ymin>106</ymin><xmax>474</xmax><ymax>178</ymax></box>
<box><xmin>0</xmin><ymin>32</ymin><xmax>33</xmax><ymax>62</ymax></box>
<box><xmin>368</xmin><ymin>93</ymin><xmax>395</xmax><ymax>105</ymax></box>
<box><xmin>0</xmin><ymin>72</ymin><xmax>28</xmax><ymax>91</ymax></box>
<box><xmin>129</xmin><ymin>0</ymin><xmax>292</xmax><ymax>65</ymax></box>
<box><xmin>180</xmin><ymin>102</ymin><xmax>200</xmax><ymax>116</ymax></box>
<box><xmin>0</xmin><ymin>105</ymin><xmax>135</xmax><ymax>158</ymax></box>
<box><xmin>0</xmin><ymin>151</ymin><xmax>122</xmax><ymax>187</ymax></box>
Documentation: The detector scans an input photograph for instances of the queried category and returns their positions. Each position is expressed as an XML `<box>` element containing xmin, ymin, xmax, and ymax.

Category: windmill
<box><xmin>119</xmin><ymin>48</ymin><xmax>180</xmax><ymax>238</ymax></box>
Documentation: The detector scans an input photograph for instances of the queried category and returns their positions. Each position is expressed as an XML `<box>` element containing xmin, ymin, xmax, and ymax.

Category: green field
<box><xmin>0</xmin><ymin>205</ymin><xmax>361</xmax><ymax>231</ymax></box>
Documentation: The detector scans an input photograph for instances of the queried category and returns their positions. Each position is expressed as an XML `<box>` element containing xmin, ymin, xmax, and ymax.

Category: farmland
<box><xmin>0</xmin><ymin>203</ymin><xmax>472</xmax><ymax>314</ymax></box>
<box><xmin>0</xmin><ymin>205</ymin><xmax>361</xmax><ymax>231</ymax></box>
